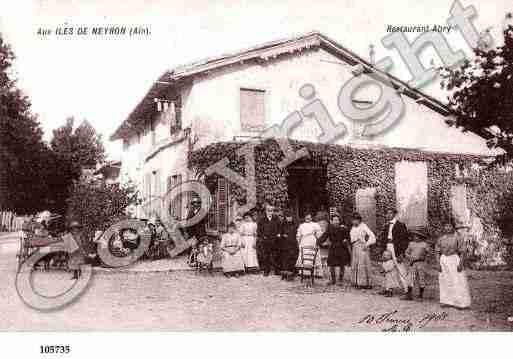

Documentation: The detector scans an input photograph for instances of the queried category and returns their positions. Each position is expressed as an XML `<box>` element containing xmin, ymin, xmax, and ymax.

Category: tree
<box><xmin>66</xmin><ymin>174</ymin><xmax>140</xmax><ymax>246</ymax></box>
<box><xmin>48</xmin><ymin>117</ymin><xmax>105</xmax><ymax>215</ymax></box>
<box><xmin>0</xmin><ymin>32</ymin><xmax>53</xmax><ymax>214</ymax></box>
<box><xmin>441</xmin><ymin>16</ymin><xmax>513</xmax><ymax>165</ymax></box>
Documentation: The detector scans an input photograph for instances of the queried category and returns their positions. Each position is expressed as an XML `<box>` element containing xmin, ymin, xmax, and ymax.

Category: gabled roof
<box><xmin>110</xmin><ymin>31</ymin><xmax>452</xmax><ymax>141</ymax></box>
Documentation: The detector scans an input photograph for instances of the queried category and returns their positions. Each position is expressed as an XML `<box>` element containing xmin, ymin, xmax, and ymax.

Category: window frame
<box><xmin>239</xmin><ymin>86</ymin><xmax>268</xmax><ymax>132</ymax></box>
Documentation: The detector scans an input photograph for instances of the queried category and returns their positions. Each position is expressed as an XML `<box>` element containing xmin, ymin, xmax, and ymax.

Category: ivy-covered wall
<box><xmin>190</xmin><ymin>139</ymin><xmax>480</xmax><ymax>223</ymax></box>
<box><xmin>190</xmin><ymin>139</ymin><xmax>513</xmax><ymax>266</ymax></box>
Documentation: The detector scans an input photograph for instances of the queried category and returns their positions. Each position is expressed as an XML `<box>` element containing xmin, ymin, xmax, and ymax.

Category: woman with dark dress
<box><xmin>317</xmin><ymin>214</ymin><xmax>351</xmax><ymax>285</ymax></box>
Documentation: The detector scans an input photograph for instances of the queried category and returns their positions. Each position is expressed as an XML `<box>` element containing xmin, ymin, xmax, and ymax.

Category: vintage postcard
<box><xmin>1</xmin><ymin>0</ymin><xmax>512</xmax><ymax>352</ymax></box>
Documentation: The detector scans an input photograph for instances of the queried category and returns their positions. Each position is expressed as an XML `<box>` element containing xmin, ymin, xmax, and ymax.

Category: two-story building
<box><xmin>110</xmin><ymin>31</ymin><xmax>494</xmax><ymax>236</ymax></box>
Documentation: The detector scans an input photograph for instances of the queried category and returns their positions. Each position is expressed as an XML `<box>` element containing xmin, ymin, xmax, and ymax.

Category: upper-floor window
<box><xmin>240</xmin><ymin>88</ymin><xmax>265</xmax><ymax>131</ymax></box>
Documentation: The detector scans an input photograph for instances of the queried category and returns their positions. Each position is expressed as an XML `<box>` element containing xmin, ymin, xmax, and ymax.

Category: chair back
<box><xmin>300</xmin><ymin>246</ymin><xmax>318</xmax><ymax>268</ymax></box>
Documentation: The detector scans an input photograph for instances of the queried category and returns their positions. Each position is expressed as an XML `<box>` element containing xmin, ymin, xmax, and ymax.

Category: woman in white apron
<box><xmin>239</xmin><ymin>212</ymin><xmax>259</xmax><ymax>272</ymax></box>
<box><xmin>296</xmin><ymin>213</ymin><xmax>323</xmax><ymax>276</ymax></box>
<box><xmin>220</xmin><ymin>222</ymin><xmax>245</xmax><ymax>277</ymax></box>
<box><xmin>436</xmin><ymin>222</ymin><xmax>471</xmax><ymax>309</ymax></box>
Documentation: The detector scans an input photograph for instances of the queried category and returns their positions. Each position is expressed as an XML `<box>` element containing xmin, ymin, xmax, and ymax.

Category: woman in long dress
<box><xmin>296</xmin><ymin>213</ymin><xmax>323</xmax><ymax>276</ymax></box>
<box><xmin>239</xmin><ymin>212</ymin><xmax>259</xmax><ymax>272</ymax></box>
<box><xmin>350</xmin><ymin>212</ymin><xmax>376</xmax><ymax>289</ymax></box>
<box><xmin>220</xmin><ymin>222</ymin><xmax>245</xmax><ymax>277</ymax></box>
<box><xmin>436</xmin><ymin>222</ymin><xmax>471</xmax><ymax>309</ymax></box>
<box><xmin>317</xmin><ymin>214</ymin><xmax>351</xmax><ymax>285</ymax></box>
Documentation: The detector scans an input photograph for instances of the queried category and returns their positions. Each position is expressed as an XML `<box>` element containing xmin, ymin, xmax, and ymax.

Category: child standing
<box><xmin>380</xmin><ymin>250</ymin><xmax>398</xmax><ymax>297</ymax></box>
<box><xmin>402</xmin><ymin>229</ymin><xmax>430</xmax><ymax>301</ymax></box>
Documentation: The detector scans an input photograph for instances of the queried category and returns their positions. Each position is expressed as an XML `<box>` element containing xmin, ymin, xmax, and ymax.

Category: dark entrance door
<box><xmin>286</xmin><ymin>162</ymin><xmax>328</xmax><ymax>221</ymax></box>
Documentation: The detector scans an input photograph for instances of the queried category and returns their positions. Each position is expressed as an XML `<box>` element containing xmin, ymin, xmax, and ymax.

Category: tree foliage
<box><xmin>0</xmin><ymin>32</ymin><xmax>53</xmax><ymax>214</ymax></box>
<box><xmin>441</xmin><ymin>22</ymin><xmax>513</xmax><ymax>164</ymax></box>
<box><xmin>0</xmin><ymin>32</ymin><xmax>107</xmax><ymax>216</ymax></box>
<box><xmin>66</xmin><ymin>174</ymin><xmax>140</xmax><ymax>244</ymax></box>
<box><xmin>48</xmin><ymin>117</ymin><xmax>105</xmax><ymax>214</ymax></box>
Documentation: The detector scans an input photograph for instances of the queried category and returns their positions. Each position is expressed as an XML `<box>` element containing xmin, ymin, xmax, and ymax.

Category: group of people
<box><xmin>218</xmin><ymin>203</ymin><xmax>472</xmax><ymax>310</ymax></box>
<box><xmin>22</xmin><ymin>214</ymin><xmax>89</xmax><ymax>280</ymax></box>
<box><xmin>379</xmin><ymin>209</ymin><xmax>471</xmax><ymax>309</ymax></box>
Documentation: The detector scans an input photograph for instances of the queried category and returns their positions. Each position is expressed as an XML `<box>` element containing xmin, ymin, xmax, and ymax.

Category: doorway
<box><xmin>286</xmin><ymin>160</ymin><xmax>328</xmax><ymax>221</ymax></box>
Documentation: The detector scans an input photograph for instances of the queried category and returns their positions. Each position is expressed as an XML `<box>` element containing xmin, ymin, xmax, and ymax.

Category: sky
<box><xmin>0</xmin><ymin>0</ymin><xmax>511</xmax><ymax>160</ymax></box>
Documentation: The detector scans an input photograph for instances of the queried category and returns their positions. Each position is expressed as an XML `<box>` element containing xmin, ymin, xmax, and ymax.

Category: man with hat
<box><xmin>402</xmin><ymin>228</ymin><xmax>430</xmax><ymax>300</ymax></box>
<box><xmin>185</xmin><ymin>196</ymin><xmax>207</xmax><ymax>241</ymax></box>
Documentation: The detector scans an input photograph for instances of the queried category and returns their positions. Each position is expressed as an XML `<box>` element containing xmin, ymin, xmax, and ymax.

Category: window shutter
<box><xmin>240</xmin><ymin>88</ymin><xmax>265</xmax><ymax>131</ymax></box>
<box><xmin>166</xmin><ymin>175</ymin><xmax>173</xmax><ymax>193</ymax></box>
<box><xmin>175</xmin><ymin>174</ymin><xmax>182</xmax><ymax>220</ymax></box>
<box><xmin>207</xmin><ymin>187</ymin><xmax>217</xmax><ymax>231</ymax></box>
<box><xmin>167</xmin><ymin>174</ymin><xmax>183</xmax><ymax>220</ymax></box>
<box><xmin>217</xmin><ymin>178</ymin><xmax>229</xmax><ymax>232</ymax></box>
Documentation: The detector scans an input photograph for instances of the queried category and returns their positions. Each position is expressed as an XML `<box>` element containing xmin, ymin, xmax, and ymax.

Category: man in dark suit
<box><xmin>382</xmin><ymin>209</ymin><xmax>409</xmax><ymax>292</ymax></box>
<box><xmin>383</xmin><ymin>209</ymin><xmax>409</xmax><ymax>258</ymax></box>
<box><xmin>257</xmin><ymin>202</ymin><xmax>281</xmax><ymax>276</ymax></box>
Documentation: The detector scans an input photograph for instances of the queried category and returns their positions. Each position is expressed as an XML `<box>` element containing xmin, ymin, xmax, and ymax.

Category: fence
<box><xmin>0</xmin><ymin>211</ymin><xmax>25</xmax><ymax>232</ymax></box>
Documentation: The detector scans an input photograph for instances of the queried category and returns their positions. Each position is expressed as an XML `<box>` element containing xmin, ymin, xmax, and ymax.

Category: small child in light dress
<box><xmin>196</xmin><ymin>238</ymin><xmax>214</xmax><ymax>272</ymax></box>
<box><xmin>380</xmin><ymin>250</ymin><xmax>399</xmax><ymax>297</ymax></box>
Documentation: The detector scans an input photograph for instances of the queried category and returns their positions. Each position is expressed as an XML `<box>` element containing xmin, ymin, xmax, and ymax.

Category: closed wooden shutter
<box><xmin>166</xmin><ymin>175</ymin><xmax>173</xmax><ymax>193</ymax></box>
<box><xmin>240</xmin><ymin>88</ymin><xmax>265</xmax><ymax>131</ymax></box>
<box><xmin>217</xmin><ymin>178</ymin><xmax>229</xmax><ymax>232</ymax></box>
<box><xmin>167</xmin><ymin>174</ymin><xmax>182</xmax><ymax>220</ymax></box>
<box><xmin>207</xmin><ymin>187</ymin><xmax>217</xmax><ymax>231</ymax></box>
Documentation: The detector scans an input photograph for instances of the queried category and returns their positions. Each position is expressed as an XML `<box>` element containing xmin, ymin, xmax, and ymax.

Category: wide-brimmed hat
<box><xmin>409</xmin><ymin>228</ymin><xmax>427</xmax><ymax>239</ymax></box>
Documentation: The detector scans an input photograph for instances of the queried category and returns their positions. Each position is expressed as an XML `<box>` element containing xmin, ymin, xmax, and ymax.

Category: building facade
<box><xmin>110</xmin><ymin>31</ymin><xmax>494</xmax><ymax>234</ymax></box>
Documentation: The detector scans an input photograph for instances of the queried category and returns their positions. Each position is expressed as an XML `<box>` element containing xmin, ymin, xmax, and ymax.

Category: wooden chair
<box><xmin>299</xmin><ymin>246</ymin><xmax>319</xmax><ymax>286</ymax></box>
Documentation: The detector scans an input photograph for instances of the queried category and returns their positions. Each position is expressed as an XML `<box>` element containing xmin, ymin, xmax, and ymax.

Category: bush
<box><xmin>65</xmin><ymin>174</ymin><xmax>140</xmax><ymax>251</ymax></box>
